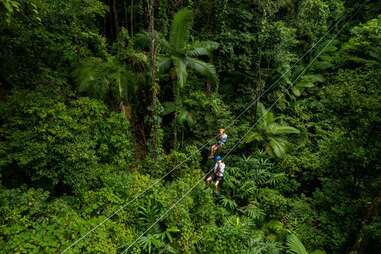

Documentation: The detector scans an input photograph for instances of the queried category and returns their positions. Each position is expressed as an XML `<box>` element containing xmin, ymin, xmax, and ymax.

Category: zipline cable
<box><xmin>120</xmin><ymin>12</ymin><xmax>359</xmax><ymax>251</ymax></box>
<box><xmin>60</xmin><ymin>4</ymin><xmax>362</xmax><ymax>253</ymax></box>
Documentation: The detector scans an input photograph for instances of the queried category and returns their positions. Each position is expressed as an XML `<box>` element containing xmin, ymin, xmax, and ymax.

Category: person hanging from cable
<box><xmin>206</xmin><ymin>155</ymin><xmax>225</xmax><ymax>193</ymax></box>
<box><xmin>209</xmin><ymin>128</ymin><xmax>228</xmax><ymax>159</ymax></box>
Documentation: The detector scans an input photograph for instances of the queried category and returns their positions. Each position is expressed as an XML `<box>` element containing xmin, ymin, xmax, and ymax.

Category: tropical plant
<box><xmin>287</xmin><ymin>234</ymin><xmax>326</xmax><ymax>254</ymax></box>
<box><xmin>244</xmin><ymin>103</ymin><xmax>300</xmax><ymax>158</ymax></box>
<box><xmin>74</xmin><ymin>55</ymin><xmax>145</xmax><ymax>117</ymax></box>
<box><xmin>158</xmin><ymin>7</ymin><xmax>219</xmax><ymax>148</ymax></box>
<box><xmin>287</xmin><ymin>234</ymin><xmax>309</xmax><ymax>254</ymax></box>
<box><xmin>290</xmin><ymin>74</ymin><xmax>324</xmax><ymax>97</ymax></box>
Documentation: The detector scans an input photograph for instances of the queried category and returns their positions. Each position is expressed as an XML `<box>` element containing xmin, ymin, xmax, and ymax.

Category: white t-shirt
<box><xmin>214</xmin><ymin>161</ymin><xmax>225</xmax><ymax>177</ymax></box>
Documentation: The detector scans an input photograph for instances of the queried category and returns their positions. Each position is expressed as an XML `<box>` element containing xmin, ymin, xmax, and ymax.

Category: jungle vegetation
<box><xmin>0</xmin><ymin>0</ymin><xmax>380</xmax><ymax>253</ymax></box>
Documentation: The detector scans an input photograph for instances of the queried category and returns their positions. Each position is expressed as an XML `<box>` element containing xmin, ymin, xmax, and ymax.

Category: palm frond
<box><xmin>242</xmin><ymin>203</ymin><xmax>265</xmax><ymax>221</ymax></box>
<box><xmin>74</xmin><ymin>57</ymin><xmax>111</xmax><ymax>99</ymax></box>
<box><xmin>169</xmin><ymin>8</ymin><xmax>193</xmax><ymax>51</ymax></box>
<box><xmin>158</xmin><ymin>57</ymin><xmax>172</xmax><ymax>74</ymax></box>
<box><xmin>266</xmin><ymin>173</ymin><xmax>287</xmax><ymax>186</ymax></box>
<box><xmin>187</xmin><ymin>40</ymin><xmax>219</xmax><ymax>57</ymax></box>
<box><xmin>310</xmin><ymin>250</ymin><xmax>326</xmax><ymax>254</ymax></box>
<box><xmin>187</xmin><ymin>57</ymin><xmax>218</xmax><ymax>84</ymax></box>
<box><xmin>220</xmin><ymin>195</ymin><xmax>237</xmax><ymax>210</ymax></box>
<box><xmin>134</xmin><ymin>31</ymin><xmax>151</xmax><ymax>50</ymax></box>
<box><xmin>243</xmin><ymin>132</ymin><xmax>263</xmax><ymax>144</ymax></box>
<box><xmin>287</xmin><ymin>234</ymin><xmax>308</xmax><ymax>254</ymax></box>
<box><xmin>177</xmin><ymin>108</ymin><xmax>194</xmax><ymax>126</ymax></box>
<box><xmin>174</xmin><ymin>57</ymin><xmax>188</xmax><ymax>88</ymax></box>
<box><xmin>268</xmin><ymin>125</ymin><xmax>300</xmax><ymax>135</ymax></box>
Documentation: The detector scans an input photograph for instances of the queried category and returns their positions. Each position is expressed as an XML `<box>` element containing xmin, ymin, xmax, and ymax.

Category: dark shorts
<box><xmin>207</xmin><ymin>174</ymin><xmax>223</xmax><ymax>184</ymax></box>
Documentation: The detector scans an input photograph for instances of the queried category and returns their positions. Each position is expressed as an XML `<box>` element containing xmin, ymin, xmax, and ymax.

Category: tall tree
<box><xmin>159</xmin><ymin>8</ymin><xmax>218</xmax><ymax>148</ymax></box>
<box><xmin>148</xmin><ymin>0</ymin><xmax>161</xmax><ymax>157</ymax></box>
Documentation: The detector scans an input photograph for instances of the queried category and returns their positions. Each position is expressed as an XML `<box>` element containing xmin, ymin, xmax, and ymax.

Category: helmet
<box><xmin>214</xmin><ymin>155</ymin><xmax>223</xmax><ymax>161</ymax></box>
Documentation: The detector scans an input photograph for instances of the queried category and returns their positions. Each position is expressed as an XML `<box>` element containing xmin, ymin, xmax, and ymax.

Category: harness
<box><xmin>215</xmin><ymin>162</ymin><xmax>223</xmax><ymax>177</ymax></box>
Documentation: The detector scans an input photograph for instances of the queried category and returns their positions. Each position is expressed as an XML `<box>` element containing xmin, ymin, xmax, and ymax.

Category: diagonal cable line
<box><xmin>60</xmin><ymin>4</ymin><xmax>362</xmax><ymax>253</ymax></box>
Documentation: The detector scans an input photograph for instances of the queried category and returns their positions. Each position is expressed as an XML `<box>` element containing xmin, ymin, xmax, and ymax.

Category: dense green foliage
<box><xmin>0</xmin><ymin>0</ymin><xmax>380</xmax><ymax>253</ymax></box>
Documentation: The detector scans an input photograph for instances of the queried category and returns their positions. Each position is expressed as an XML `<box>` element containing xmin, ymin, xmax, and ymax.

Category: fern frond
<box><xmin>187</xmin><ymin>40</ymin><xmax>219</xmax><ymax>57</ymax></box>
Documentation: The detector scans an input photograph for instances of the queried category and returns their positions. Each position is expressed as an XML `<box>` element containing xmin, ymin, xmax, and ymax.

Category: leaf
<box><xmin>243</xmin><ymin>132</ymin><xmax>263</xmax><ymax>143</ymax></box>
<box><xmin>311</xmin><ymin>250</ymin><xmax>326</xmax><ymax>254</ymax></box>
<box><xmin>268</xmin><ymin>138</ymin><xmax>289</xmax><ymax>158</ymax></box>
<box><xmin>187</xmin><ymin>41</ymin><xmax>219</xmax><ymax>57</ymax></box>
<box><xmin>269</xmin><ymin>125</ymin><xmax>300</xmax><ymax>135</ymax></box>
<box><xmin>267</xmin><ymin>173</ymin><xmax>286</xmax><ymax>186</ymax></box>
<box><xmin>257</xmin><ymin>103</ymin><xmax>274</xmax><ymax>127</ymax></box>
<box><xmin>187</xmin><ymin>57</ymin><xmax>218</xmax><ymax>84</ymax></box>
<box><xmin>177</xmin><ymin>108</ymin><xmax>194</xmax><ymax>126</ymax></box>
<box><xmin>295</xmin><ymin>80</ymin><xmax>315</xmax><ymax>89</ymax></box>
<box><xmin>158</xmin><ymin>57</ymin><xmax>172</xmax><ymax>74</ymax></box>
<box><xmin>287</xmin><ymin>234</ymin><xmax>308</xmax><ymax>254</ymax></box>
<box><xmin>302</xmin><ymin>74</ymin><xmax>325</xmax><ymax>83</ymax></box>
<box><xmin>169</xmin><ymin>8</ymin><xmax>193</xmax><ymax>51</ymax></box>
<box><xmin>242</xmin><ymin>203</ymin><xmax>265</xmax><ymax>221</ymax></box>
<box><xmin>291</xmin><ymin>86</ymin><xmax>302</xmax><ymax>97</ymax></box>
<box><xmin>174</xmin><ymin>57</ymin><xmax>188</xmax><ymax>88</ymax></box>
<box><xmin>220</xmin><ymin>196</ymin><xmax>237</xmax><ymax>210</ymax></box>
<box><xmin>134</xmin><ymin>31</ymin><xmax>151</xmax><ymax>50</ymax></box>
<box><xmin>162</xmin><ymin>102</ymin><xmax>177</xmax><ymax>115</ymax></box>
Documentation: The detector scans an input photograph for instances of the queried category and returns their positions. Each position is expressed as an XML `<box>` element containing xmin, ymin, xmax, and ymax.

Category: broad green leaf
<box><xmin>269</xmin><ymin>125</ymin><xmax>300</xmax><ymax>135</ymax></box>
<box><xmin>287</xmin><ymin>234</ymin><xmax>308</xmax><ymax>254</ymax></box>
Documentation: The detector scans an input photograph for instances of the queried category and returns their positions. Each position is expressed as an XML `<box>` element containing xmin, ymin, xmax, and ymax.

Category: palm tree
<box><xmin>244</xmin><ymin>103</ymin><xmax>300</xmax><ymax>158</ymax></box>
<box><xmin>158</xmin><ymin>7</ymin><xmax>219</xmax><ymax>148</ymax></box>
<box><xmin>74</xmin><ymin>54</ymin><xmax>145</xmax><ymax>118</ymax></box>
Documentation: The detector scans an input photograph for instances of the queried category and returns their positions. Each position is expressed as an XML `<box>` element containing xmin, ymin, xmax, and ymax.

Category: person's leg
<box><xmin>209</xmin><ymin>144</ymin><xmax>217</xmax><ymax>158</ymax></box>
<box><xmin>206</xmin><ymin>176</ymin><xmax>212</xmax><ymax>184</ymax></box>
<box><xmin>215</xmin><ymin>180</ymin><xmax>220</xmax><ymax>192</ymax></box>
<box><xmin>215</xmin><ymin>177</ymin><xmax>223</xmax><ymax>193</ymax></box>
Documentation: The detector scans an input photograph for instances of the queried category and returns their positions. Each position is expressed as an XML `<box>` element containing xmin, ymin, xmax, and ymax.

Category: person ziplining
<box><xmin>209</xmin><ymin>128</ymin><xmax>228</xmax><ymax>159</ymax></box>
<box><xmin>206</xmin><ymin>156</ymin><xmax>225</xmax><ymax>193</ymax></box>
<box><xmin>205</xmin><ymin>128</ymin><xmax>228</xmax><ymax>193</ymax></box>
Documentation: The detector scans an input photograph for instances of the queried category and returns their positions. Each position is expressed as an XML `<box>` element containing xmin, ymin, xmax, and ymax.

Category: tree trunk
<box><xmin>148</xmin><ymin>0</ymin><xmax>160</xmax><ymax>158</ymax></box>
<box><xmin>130</xmin><ymin>0</ymin><xmax>134</xmax><ymax>37</ymax></box>
<box><xmin>112</xmin><ymin>0</ymin><xmax>119</xmax><ymax>36</ymax></box>
<box><xmin>253</xmin><ymin>54</ymin><xmax>263</xmax><ymax>123</ymax></box>
<box><xmin>172</xmin><ymin>72</ymin><xmax>179</xmax><ymax>150</ymax></box>
<box><xmin>173</xmin><ymin>86</ymin><xmax>178</xmax><ymax>150</ymax></box>
<box><xmin>205</xmin><ymin>81</ymin><xmax>212</xmax><ymax>95</ymax></box>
